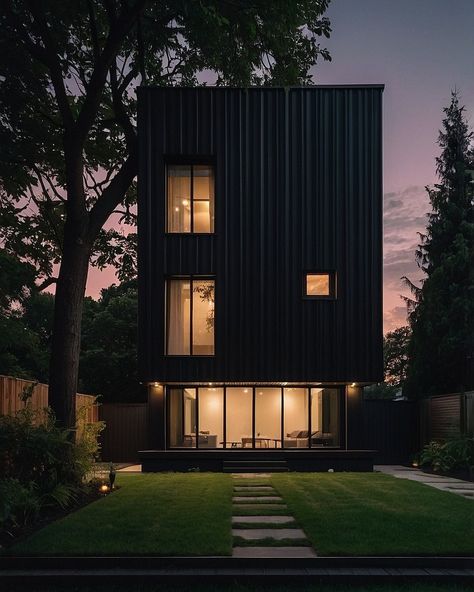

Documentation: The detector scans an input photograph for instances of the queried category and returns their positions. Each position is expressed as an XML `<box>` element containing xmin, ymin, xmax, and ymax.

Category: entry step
<box><xmin>223</xmin><ymin>460</ymin><xmax>288</xmax><ymax>473</ymax></box>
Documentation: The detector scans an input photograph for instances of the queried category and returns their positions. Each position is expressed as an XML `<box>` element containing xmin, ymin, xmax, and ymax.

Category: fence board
<box><xmin>0</xmin><ymin>375</ymin><xmax>98</xmax><ymax>423</ymax></box>
<box><xmin>99</xmin><ymin>403</ymin><xmax>148</xmax><ymax>462</ymax></box>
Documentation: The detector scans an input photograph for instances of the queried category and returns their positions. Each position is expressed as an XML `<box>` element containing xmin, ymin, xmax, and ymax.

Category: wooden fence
<box><xmin>99</xmin><ymin>403</ymin><xmax>148</xmax><ymax>462</ymax></box>
<box><xmin>420</xmin><ymin>391</ymin><xmax>474</xmax><ymax>444</ymax></box>
<box><xmin>0</xmin><ymin>375</ymin><xmax>98</xmax><ymax>423</ymax></box>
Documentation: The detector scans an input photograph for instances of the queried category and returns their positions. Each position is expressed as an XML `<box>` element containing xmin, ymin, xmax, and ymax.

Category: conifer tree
<box><xmin>403</xmin><ymin>92</ymin><xmax>474</xmax><ymax>397</ymax></box>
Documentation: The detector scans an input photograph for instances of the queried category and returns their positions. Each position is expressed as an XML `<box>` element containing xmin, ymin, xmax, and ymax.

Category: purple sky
<box><xmin>84</xmin><ymin>0</ymin><xmax>474</xmax><ymax>333</ymax></box>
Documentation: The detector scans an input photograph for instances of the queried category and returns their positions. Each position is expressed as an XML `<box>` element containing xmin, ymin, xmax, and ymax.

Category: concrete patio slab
<box><xmin>232</xmin><ymin>516</ymin><xmax>295</xmax><ymax>524</ymax></box>
<box><xmin>232</xmin><ymin>528</ymin><xmax>307</xmax><ymax>540</ymax></box>
<box><xmin>117</xmin><ymin>464</ymin><xmax>142</xmax><ymax>472</ymax></box>
<box><xmin>232</xmin><ymin>546</ymin><xmax>317</xmax><ymax>558</ymax></box>
<box><xmin>376</xmin><ymin>465</ymin><xmax>474</xmax><ymax>498</ymax></box>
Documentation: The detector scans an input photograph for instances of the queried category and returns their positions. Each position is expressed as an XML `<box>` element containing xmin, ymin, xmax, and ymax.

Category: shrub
<box><xmin>419</xmin><ymin>436</ymin><xmax>474</xmax><ymax>472</ymax></box>
<box><xmin>0</xmin><ymin>403</ymin><xmax>104</xmax><ymax>532</ymax></box>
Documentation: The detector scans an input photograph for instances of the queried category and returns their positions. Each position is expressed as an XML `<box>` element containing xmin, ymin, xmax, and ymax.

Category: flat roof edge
<box><xmin>138</xmin><ymin>84</ymin><xmax>385</xmax><ymax>92</ymax></box>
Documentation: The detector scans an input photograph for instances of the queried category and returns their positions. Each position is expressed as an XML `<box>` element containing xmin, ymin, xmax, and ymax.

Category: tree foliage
<box><xmin>403</xmin><ymin>92</ymin><xmax>474</xmax><ymax>398</ymax></box>
<box><xmin>364</xmin><ymin>326</ymin><xmax>411</xmax><ymax>399</ymax></box>
<box><xmin>0</xmin><ymin>0</ymin><xmax>331</xmax><ymax>286</ymax></box>
<box><xmin>80</xmin><ymin>281</ymin><xmax>140</xmax><ymax>403</ymax></box>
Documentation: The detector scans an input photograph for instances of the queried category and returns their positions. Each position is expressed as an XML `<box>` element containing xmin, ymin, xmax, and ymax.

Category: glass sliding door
<box><xmin>310</xmin><ymin>388</ymin><xmax>340</xmax><ymax>447</ymax></box>
<box><xmin>167</xmin><ymin>385</ymin><xmax>342</xmax><ymax>450</ymax></box>
<box><xmin>226</xmin><ymin>387</ymin><xmax>253</xmax><ymax>448</ymax></box>
<box><xmin>283</xmin><ymin>388</ymin><xmax>309</xmax><ymax>448</ymax></box>
<box><xmin>168</xmin><ymin>388</ymin><xmax>196</xmax><ymax>447</ymax></box>
<box><xmin>198</xmin><ymin>387</ymin><xmax>223</xmax><ymax>448</ymax></box>
<box><xmin>255</xmin><ymin>387</ymin><xmax>282</xmax><ymax>448</ymax></box>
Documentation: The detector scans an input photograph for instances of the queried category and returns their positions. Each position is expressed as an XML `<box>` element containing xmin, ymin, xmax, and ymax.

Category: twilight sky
<box><xmin>84</xmin><ymin>0</ymin><xmax>474</xmax><ymax>333</ymax></box>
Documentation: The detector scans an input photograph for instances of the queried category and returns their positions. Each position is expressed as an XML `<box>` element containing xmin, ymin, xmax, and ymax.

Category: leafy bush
<box><xmin>0</xmin><ymin>403</ymin><xmax>104</xmax><ymax>532</ymax></box>
<box><xmin>419</xmin><ymin>437</ymin><xmax>474</xmax><ymax>472</ymax></box>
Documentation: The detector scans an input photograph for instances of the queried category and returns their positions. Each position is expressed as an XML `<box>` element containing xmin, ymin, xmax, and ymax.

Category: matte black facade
<box><xmin>138</xmin><ymin>86</ymin><xmax>383</xmax><ymax>385</ymax></box>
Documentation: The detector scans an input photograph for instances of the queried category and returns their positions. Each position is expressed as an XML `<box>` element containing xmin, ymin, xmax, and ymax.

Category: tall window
<box><xmin>166</xmin><ymin>278</ymin><xmax>215</xmax><ymax>355</ymax></box>
<box><xmin>167</xmin><ymin>164</ymin><xmax>215</xmax><ymax>233</ymax></box>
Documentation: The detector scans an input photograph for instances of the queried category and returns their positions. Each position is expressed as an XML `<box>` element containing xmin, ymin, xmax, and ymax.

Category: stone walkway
<box><xmin>376</xmin><ymin>465</ymin><xmax>474</xmax><ymax>499</ymax></box>
<box><xmin>231</xmin><ymin>473</ymin><xmax>317</xmax><ymax>558</ymax></box>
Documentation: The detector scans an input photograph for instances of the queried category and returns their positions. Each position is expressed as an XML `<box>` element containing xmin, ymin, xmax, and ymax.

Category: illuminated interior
<box><xmin>166</xmin><ymin>279</ymin><xmax>215</xmax><ymax>355</ymax></box>
<box><xmin>167</xmin><ymin>164</ymin><xmax>215</xmax><ymax>233</ymax></box>
<box><xmin>306</xmin><ymin>273</ymin><xmax>331</xmax><ymax>296</ymax></box>
<box><xmin>167</xmin><ymin>386</ymin><xmax>341</xmax><ymax>448</ymax></box>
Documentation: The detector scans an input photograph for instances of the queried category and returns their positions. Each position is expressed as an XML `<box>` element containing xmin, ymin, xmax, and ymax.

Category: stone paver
<box><xmin>231</xmin><ymin>474</ymin><xmax>317</xmax><ymax>558</ymax></box>
<box><xmin>376</xmin><ymin>465</ymin><xmax>474</xmax><ymax>499</ymax></box>
<box><xmin>233</xmin><ymin>496</ymin><xmax>284</xmax><ymax>502</ymax></box>
<box><xmin>232</xmin><ymin>546</ymin><xmax>317</xmax><ymax>558</ymax></box>
<box><xmin>234</xmin><ymin>486</ymin><xmax>274</xmax><ymax>492</ymax></box>
<box><xmin>232</xmin><ymin>516</ymin><xmax>295</xmax><ymax>524</ymax></box>
<box><xmin>232</xmin><ymin>528</ymin><xmax>307</xmax><ymax>540</ymax></box>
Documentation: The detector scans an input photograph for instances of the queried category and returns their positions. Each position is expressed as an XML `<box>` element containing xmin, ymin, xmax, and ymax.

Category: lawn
<box><xmin>8</xmin><ymin>471</ymin><xmax>474</xmax><ymax>557</ymax></box>
<box><xmin>271</xmin><ymin>473</ymin><xmax>474</xmax><ymax>556</ymax></box>
<box><xmin>10</xmin><ymin>473</ymin><xmax>233</xmax><ymax>556</ymax></box>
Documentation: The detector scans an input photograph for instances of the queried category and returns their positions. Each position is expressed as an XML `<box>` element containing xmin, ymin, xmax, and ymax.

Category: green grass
<box><xmin>10</xmin><ymin>473</ymin><xmax>233</xmax><ymax>556</ymax></box>
<box><xmin>271</xmin><ymin>473</ymin><xmax>474</xmax><ymax>556</ymax></box>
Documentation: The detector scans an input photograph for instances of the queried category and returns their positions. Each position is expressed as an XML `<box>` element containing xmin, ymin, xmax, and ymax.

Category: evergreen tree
<box><xmin>403</xmin><ymin>92</ymin><xmax>474</xmax><ymax>397</ymax></box>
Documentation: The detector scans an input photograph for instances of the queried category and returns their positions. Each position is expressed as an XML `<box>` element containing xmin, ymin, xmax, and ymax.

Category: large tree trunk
<box><xmin>48</xmin><ymin>224</ymin><xmax>92</xmax><ymax>430</ymax></box>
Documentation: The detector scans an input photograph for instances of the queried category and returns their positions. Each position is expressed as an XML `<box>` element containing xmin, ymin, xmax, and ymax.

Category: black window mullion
<box><xmin>195</xmin><ymin>387</ymin><xmax>199</xmax><ymax>449</ymax></box>
<box><xmin>308</xmin><ymin>386</ymin><xmax>311</xmax><ymax>449</ymax></box>
<box><xmin>190</xmin><ymin>165</ymin><xmax>194</xmax><ymax>233</ymax></box>
<box><xmin>281</xmin><ymin>387</ymin><xmax>284</xmax><ymax>449</ymax></box>
<box><xmin>223</xmin><ymin>387</ymin><xmax>226</xmax><ymax>449</ymax></box>
<box><xmin>189</xmin><ymin>278</ymin><xmax>193</xmax><ymax>355</ymax></box>
<box><xmin>252</xmin><ymin>387</ymin><xmax>255</xmax><ymax>449</ymax></box>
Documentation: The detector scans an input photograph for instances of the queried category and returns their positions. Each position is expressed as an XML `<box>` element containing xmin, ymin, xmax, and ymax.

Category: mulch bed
<box><xmin>0</xmin><ymin>485</ymin><xmax>119</xmax><ymax>552</ymax></box>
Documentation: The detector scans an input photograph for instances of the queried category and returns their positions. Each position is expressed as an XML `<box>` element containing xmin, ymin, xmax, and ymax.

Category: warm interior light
<box><xmin>350</xmin><ymin>383</ymin><xmax>356</xmax><ymax>387</ymax></box>
<box><xmin>243</xmin><ymin>389</ymin><xmax>248</xmax><ymax>393</ymax></box>
<box><xmin>153</xmin><ymin>382</ymin><xmax>160</xmax><ymax>387</ymax></box>
<box><xmin>182</xmin><ymin>199</ymin><xmax>189</xmax><ymax>206</ymax></box>
<box><xmin>174</xmin><ymin>206</ymin><xmax>179</xmax><ymax>212</ymax></box>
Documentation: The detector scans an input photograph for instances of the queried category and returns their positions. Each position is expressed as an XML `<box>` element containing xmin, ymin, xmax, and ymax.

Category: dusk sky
<box><xmin>84</xmin><ymin>0</ymin><xmax>474</xmax><ymax>333</ymax></box>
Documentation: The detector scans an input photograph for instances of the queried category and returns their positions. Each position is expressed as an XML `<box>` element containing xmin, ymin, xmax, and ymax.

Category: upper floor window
<box><xmin>304</xmin><ymin>272</ymin><xmax>336</xmax><ymax>299</ymax></box>
<box><xmin>167</xmin><ymin>165</ymin><xmax>215</xmax><ymax>233</ymax></box>
<box><xmin>166</xmin><ymin>278</ymin><xmax>215</xmax><ymax>355</ymax></box>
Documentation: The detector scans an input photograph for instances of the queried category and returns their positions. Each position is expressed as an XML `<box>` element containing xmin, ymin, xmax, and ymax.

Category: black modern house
<box><xmin>137</xmin><ymin>85</ymin><xmax>383</xmax><ymax>472</ymax></box>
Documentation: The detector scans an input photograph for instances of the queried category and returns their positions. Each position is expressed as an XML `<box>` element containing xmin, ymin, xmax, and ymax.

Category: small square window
<box><xmin>304</xmin><ymin>272</ymin><xmax>336</xmax><ymax>299</ymax></box>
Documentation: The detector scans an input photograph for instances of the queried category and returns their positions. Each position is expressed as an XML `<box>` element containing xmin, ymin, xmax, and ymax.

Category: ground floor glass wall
<box><xmin>167</xmin><ymin>386</ymin><xmax>341</xmax><ymax>449</ymax></box>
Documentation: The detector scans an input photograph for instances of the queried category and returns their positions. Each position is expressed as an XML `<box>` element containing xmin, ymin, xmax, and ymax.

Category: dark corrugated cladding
<box><xmin>138</xmin><ymin>86</ymin><xmax>384</xmax><ymax>384</ymax></box>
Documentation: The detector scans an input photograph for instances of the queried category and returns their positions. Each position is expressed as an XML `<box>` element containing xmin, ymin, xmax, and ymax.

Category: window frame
<box><xmin>165</xmin><ymin>385</ymin><xmax>345</xmax><ymax>450</ymax></box>
<box><xmin>165</xmin><ymin>275</ymin><xmax>216</xmax><ymax>357</ymax></box>
<box><xmin>165</xmin><ymin>161</ymin><xmax>215</xmax><ymax>234</ymax></box>
<box><xmin>303</xmin><ymin>271</ymin><xmax>337</xmax><ymax>300</ymax></box>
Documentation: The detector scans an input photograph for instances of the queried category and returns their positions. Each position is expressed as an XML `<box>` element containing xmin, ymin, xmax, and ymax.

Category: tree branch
<box><xmin>88</xmin><ymin>144</ymin><xmax>138</xmax><ymax>239</ymax></box>
<box><xmin>75</xmin><ymin>0</ymin><xmax>147</xmax><ymax>148</ymax></box>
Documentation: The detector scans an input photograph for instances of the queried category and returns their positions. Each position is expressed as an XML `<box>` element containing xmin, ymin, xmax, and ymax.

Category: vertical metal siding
<box><xmin>138</xmin><ymin>86</ymin><xmax>383</xmax><ymax>384</ymax></box>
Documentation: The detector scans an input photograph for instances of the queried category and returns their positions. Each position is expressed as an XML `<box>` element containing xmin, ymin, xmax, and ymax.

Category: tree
<box><xmin>403</xmin><ymin>92</ymin><xmax>474</xmax><ymax>398</ymax></box>
<box><xmin>364</xmin><ymin>326</ymin><xmax>411</xmax><ymax>399</ymax></box>
<box><xmin>0</xmin><ymin>1</ymin><xmax>331</xmax><ymax>428</ymax></box>
<box><xmin>80</xmin><ymin>281</ymin><xmax>140</xmax><ymax>403</ymax></box>
<box><xmin>0</xmin><ymin>249</ymin><xmax>52</xmax><ymax>380</ymax></box>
